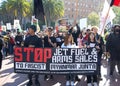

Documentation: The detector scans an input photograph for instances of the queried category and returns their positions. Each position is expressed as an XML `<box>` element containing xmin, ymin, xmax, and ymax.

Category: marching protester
<box><xmin>91</xmin><ymin>26</ymin><xmax>104</xmax><ymax>80</ymax></box>
<box><xmin>15</xmin><ymin>31</ymin><xmax>23</xmax><ymax>47</ymax></box>
<box><xmin>43</xmin><ymin>27</ymin><xmax>57</xmax><ymax>80</ymax></box>
<box><xmin>77</xmin><ymin>32</ymin><xmax>85</xmax><ymax>48</ymax></box>
<box><xmin>0</xmin><ymin>36</ymin><xmax>3</xmax><ymax>69</ymax></box>
<box><xmin>106</xmin><ymin>24</ymin><xmax>120</xmax><ymax>77</ymax></box>
<box><xmin>55</xmin><ymin>32</ymin><xmax>64</xmax><ymax>48</ymax></box>
<box><xmin>69</xmin><ymin>22</ymin><xmax>80</xmax><ymax>45</ymax></box>
<box><xmin>7</xmin><ymin>32</ymin><xmax>15</xmax><ymax>55</ymax></box>
<box><xmin>61</xmin><ymin>33</ymin><xmax>77</xmax><ymax>86</ymax></box>
<box><xmin>83</xmin><ymin>29</ymin><xmax>90</xmax><ymax>44</ymax></box>
<box><xmin>3</xmin><ymin>35</ymin><xmax>9</xmax><ymax>57</ymax></box>
<box><xmin>85</xmin><ymin>31</ymin><xmax>100</xmax><ymax>86</ymax></box>
<box><xmin>24</xmin><ymin>25</ymin><xmax>43</xmax><ymax>86</ymax></box>
<box><xmin>69</xmin><ymin>22</ymin><xmax>81</xmax><ymax>81</ymax></box>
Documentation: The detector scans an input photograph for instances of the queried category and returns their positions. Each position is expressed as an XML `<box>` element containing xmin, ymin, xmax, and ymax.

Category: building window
<box><xmin>68</xmin><ymin>2</ymin><xmax>70</xmax><ymax>5</ymax></box>
<box><xmin>72</xmin><ymin>15</ymin><xmax>74</xmax><ymax>18</ymax></box>
<box><xmin>68</xmin><ymin>8</ymin><xmax>70</xmax><ymax>11</ymax></box>
<box><xmin>74</xmin><ymin>3</ymin><xmax>76</xmax><ymax>6</ymax></box>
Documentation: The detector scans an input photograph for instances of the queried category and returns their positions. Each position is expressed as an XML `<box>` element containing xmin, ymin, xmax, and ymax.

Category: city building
<box><xmin>63</xmin><ymin>0</ymin><xmax>105</xmax><ymax>21</ymax></box>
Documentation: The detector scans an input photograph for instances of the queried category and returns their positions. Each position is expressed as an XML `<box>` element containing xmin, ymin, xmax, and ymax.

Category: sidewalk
<box><xmin>0</xmin><ymin>56</ymin><xmax>120</xmax><ymax>86</ymax></box>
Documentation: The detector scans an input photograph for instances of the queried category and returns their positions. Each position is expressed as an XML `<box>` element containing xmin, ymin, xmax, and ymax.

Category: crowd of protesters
<box><xmin>0</xmin><ymin>20</ymin><xmax>120</xmax><ymax>86</ymax></box>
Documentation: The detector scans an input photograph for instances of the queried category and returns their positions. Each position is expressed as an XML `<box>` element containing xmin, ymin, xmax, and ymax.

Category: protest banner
<box><xmin>14</xmin><ymin>47</ymin><xmax>99</xmax><ymax>75</ymax></box>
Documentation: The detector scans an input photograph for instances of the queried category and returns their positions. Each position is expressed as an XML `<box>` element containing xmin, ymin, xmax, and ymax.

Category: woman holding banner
<box><xmin>91</xmin><ymin>26</ymin><xmax>104</xmax><ymax>80</ymax></box>
<box><xmin>61</xmin><ymin>32</ymin><xmax>77</xmax><ymax>86</ymax></box>
<box><xmin>85</xmin><ymin>31</ymin><xmax>100</xmax><ymax>86</ymax></box>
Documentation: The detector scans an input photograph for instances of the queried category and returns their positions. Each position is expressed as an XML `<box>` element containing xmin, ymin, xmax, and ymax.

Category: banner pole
<box><xmin>100</xmin><ymin>6</ymin><xmax>111</xmax><ymax>35</ymax></box>
<box><xmin>44</xmin><ymin>15</ymin><xmax>47</xmax><ymax>26</ymax></box>
<box><xmin>74</xmin><ymin>0</ymin><xmax>79</xmax><ymax>20</ymax></box>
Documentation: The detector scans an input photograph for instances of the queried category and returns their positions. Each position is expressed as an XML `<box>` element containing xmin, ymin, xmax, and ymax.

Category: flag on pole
<box><xmin>34</xmin><ymin>0</ymin><xmax>44</xmax><ymax>20</ymax></box>
<box><xmin>31</xmin><ymin>16</ymin><xmax>40</xmax><ymax>33</ymax></box>
<box><xmin>99</xmin><ymin>0</ymin><xmax>116</xmax><ymax>35</ymax></box>
<box><xmin>110</xmin><ymin>0</ymin><xmax>120</xmax><ymax>6</ymax></box>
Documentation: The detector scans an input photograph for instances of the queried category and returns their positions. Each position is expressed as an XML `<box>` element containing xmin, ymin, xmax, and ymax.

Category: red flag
<box><xmin>110</xmin><ymin>0</ymin><xmax>120</xmax><ymax>6</ymax></box>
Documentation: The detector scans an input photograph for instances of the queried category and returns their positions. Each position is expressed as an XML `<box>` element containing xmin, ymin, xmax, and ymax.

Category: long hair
<box><xmin>91</xmin><ymin>26</ymin><xmax>98</xmax><ymax>31</ymax></box>
<box><xmin>78</xmin><ymin>32</ymin><xmax>83</xmax><ymax>39</ymax></box>
<box><xmin>88</xmin><ymin>31</ymin><xmax>97</xmax><ymax>42</ymax></box>
<box><xmin>64</xmin><ymin>33</ymin><xmax>74</xmax><ymax>46</ymax></box>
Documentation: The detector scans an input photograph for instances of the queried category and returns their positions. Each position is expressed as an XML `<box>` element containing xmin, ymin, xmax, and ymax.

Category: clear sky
<box><xmin>0</xmin><ymin>0</ymin><xmax>6</xmax><ymax>6</ymax></box>
<box><xmin>0</xmin><ymin>0</ymin><xmax>6</xmax><ymax>4</ymax></box>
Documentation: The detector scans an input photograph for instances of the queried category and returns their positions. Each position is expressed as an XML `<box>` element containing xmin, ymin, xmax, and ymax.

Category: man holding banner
<box><xmin>24</xmin><ymin>25</ymin><xmax>43</xmax><ymax>86</ymax></box>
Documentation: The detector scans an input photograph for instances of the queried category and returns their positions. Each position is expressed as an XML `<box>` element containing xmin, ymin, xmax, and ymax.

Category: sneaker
<box><xmin>44</xmin><ymin>75</ymin><xmax>48</xmax><ymax>81</ymax></box>
<box><xmin>66</xmin><ymin>81</ymin><xmax>70</xmax><ymax>86</ymax></box>
<box><xmin>93</xmin><ymin>82</ymin><xmax>98</xmax><ymax>86</ymax></box>
<box><xmin>98</xmin><ymin>75</ymin><xmax>103</xmax><ymax>81</ymax></box>
<box><xmin>35</xmin><ymin>80</ymin><xmax>40</xmax><ymax>86</ymax></box>
<box><xmin>109</xmin><ymin>74</ymin><xmax>114</xmax><ymax>79</ymax></box>
<box><xmin>70</xmin><ymin>81</ymin><xmax>74</xmax><ymax>86</ymax></box>
<box><xmin>26</xmin><ymin>81</ymin><xmax>32</xmax><ymax>86</ymax></box>
<box><xmin>87</xmin><ymin>83</ymin><xmax>92</xmax><ymax>86</ymax></box>
<box><xmin>50</xmin><ymin>75</ymin><xmax>54</xmax><ymax>80</ymax></box>
<box><xmin>118</xmin><ymin>72</ymin><xmax>120</xmax><ymax>76</ymax></box>
<box><xmin>75</xmin><ymin>76</ymin><xmax>81</xmax><ymax>82</ymax></box>
<box><xmin>35</xmin><ymin>81</ymin><xmax>40</xmax><ymax>86</ymax></box>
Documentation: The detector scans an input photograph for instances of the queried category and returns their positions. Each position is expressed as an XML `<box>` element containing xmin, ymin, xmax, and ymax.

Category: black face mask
<box><xmin>115</xmin><ymin>29</ymin><xmax>120</xmax><ymax>33</ymax></box>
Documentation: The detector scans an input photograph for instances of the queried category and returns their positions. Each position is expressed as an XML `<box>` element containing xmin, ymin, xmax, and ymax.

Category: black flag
<box><xmin>34</xmin><ymin>0</ymin><xmax>44</xmax><ymax>20</ymax></box>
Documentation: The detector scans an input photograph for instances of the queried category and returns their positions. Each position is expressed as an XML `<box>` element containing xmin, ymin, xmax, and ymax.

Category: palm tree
<box><xmin>43</xmin><ymin>0</ymin><xmax>64</xmax><ymax>26</ymax></box>
<box><xmin>7</xmin><ymin>0</ymin><xmax>31</xmax><ymax>22</ymax></box>
<box><xmin>0</xmin><ymin>1</ymin><xmax>13</xmax><ymax>24</ymax></box>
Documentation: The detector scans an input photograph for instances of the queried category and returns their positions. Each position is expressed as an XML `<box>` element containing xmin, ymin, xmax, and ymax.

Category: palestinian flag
<box><xmin>110</xmin><ymin>0</ymin><xmax>120</xmax><ymax>6</ymax></box>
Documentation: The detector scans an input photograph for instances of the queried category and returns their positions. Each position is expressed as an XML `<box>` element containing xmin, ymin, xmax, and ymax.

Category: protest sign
<box><xmin>14</xmin><ymin>47</ymin><xmax>99</xmax><ymax>75</ymax></box>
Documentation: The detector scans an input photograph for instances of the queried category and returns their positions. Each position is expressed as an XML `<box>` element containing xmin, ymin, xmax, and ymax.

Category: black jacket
<box><xmin>106</xmin><ymin>33</ymin><xmax>120</xmax><ymax>53</ymax></box>
<box><xmin>24</xmin><ymin>35</ymin><xmax>43</xmax><ymax>48</ymax></box>
<box><xmin>106</xmin><ymin>33</ymin><xmax>120</xmax><ymax>60</ymax></box>
<box><xmin>69</xmin><ymin>24</ymin><xmax>80</xmax><ymax>45</ymax></box>
<box><xmin>95</xmin><ymin>34</ymin><xmax>104</xmax><ymax>54</ymax></box>
<box><xmin>15</xmin><ymin>35</ymin><xmax>23</xmax><ymax>46</ymax></box>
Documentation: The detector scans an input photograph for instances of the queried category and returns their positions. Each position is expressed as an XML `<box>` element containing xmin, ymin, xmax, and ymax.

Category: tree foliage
<box><xmin>43</xmin><ymin>0</ymin><xmax>64</xmax><ymax>25</ymax></box>
<box><xmin>0</xmin><ymin>0</ymin><xmax>64</xmax><ymax>26</ymax></box>
<box><xmin>88</xmin><ymin>11</ymin><xmax>99</xmax><ymax>26</ymax></box>
<box><xmin>0</xmin><ymin>0</ymin><xmax>32</xmax><ymax>24</ymax></box>
<box><xmin>113</xmin><ymin>6</ymin><xmax>120</xmax><ymax>24</ymax></box>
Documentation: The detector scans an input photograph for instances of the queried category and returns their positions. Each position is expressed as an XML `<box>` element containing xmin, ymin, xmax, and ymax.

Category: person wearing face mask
<box><xmin>106</xmin><ymin>24</ymin><xmax>120</xmax><ymax>78</ymax></box>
